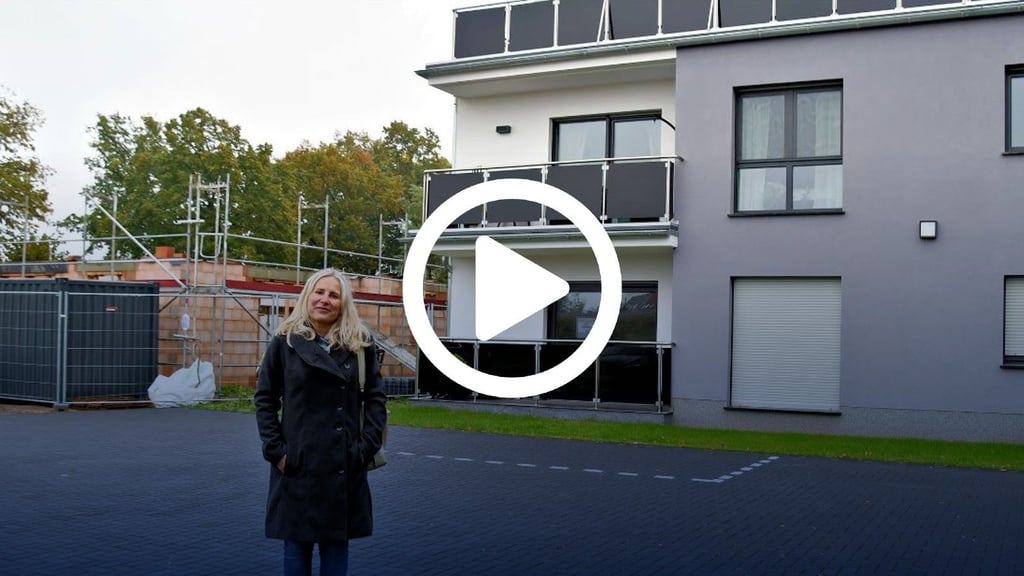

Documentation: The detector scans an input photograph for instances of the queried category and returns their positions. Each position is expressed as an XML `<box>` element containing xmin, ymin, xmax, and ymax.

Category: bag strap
<box><xmin>358</xmin><ymin>346</ymin><xmax>366</xmax><ymax>392</ymax></box>
<box><xmin>358</xmin><ymin>347</ymin><xmax>367</xmax><ymax>435</ymax></box>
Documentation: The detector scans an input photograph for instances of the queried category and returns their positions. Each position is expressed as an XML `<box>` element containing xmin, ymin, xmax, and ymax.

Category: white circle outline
<box><xmin>402</xmin><ymin>178</ymin><xmax>622</xmax><ymax>399</ymax></box>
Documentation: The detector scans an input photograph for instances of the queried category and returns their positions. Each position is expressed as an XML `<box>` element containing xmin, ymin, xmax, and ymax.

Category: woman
<box><xmin>255</xmin><ymin>268</ymin><xmax>387</xmax><ymax>576</ymax></box>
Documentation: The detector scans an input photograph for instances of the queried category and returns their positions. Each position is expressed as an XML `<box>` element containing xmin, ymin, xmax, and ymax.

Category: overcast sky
<box><xmin>0</xmin><ymin>0</ymin><xmax>471</xmax><ymax>221</ymax></box>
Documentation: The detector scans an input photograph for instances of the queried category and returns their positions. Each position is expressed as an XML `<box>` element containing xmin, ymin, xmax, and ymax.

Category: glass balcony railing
<box><xmin>423</xmin><ymin>156</ymin><xmax>678</xmax><ymax>227</ymax></box>
<box><xmin>416</xmin><ymin>338</ymin><xmax>673</xmax><ymax>410</ymax></box>
<box><xmin>451</xmin><ymin>0</ymin><xmax>1011</xmax><ymax>59</ymax></box>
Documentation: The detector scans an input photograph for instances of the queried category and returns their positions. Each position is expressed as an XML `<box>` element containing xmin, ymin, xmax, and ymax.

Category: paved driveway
<box><xmin>2</xmin><ymin>408</ymin><xmax>1021</xmax><ymax>575</ymax></box>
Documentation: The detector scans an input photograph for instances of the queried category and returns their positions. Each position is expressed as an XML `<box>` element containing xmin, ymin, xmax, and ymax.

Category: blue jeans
<box><xmin>283</xmin><ymin>540</ymin><xmax>349</xmax><ymax>576</ymax></box>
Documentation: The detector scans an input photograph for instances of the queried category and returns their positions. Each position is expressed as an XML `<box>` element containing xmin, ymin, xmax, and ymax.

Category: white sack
<box><xmin>148</xmin><ymin>360</ymin><xmax>216</xmax><ymax>408</ymax></box>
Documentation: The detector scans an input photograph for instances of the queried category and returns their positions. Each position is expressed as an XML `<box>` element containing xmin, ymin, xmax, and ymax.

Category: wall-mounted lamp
<box><xmin>919</xmin><ymin>220</ymin><xmax>938</xmax><ymax>240</ymax></box>
<box><xmin>495</xmin><ymin>125</ymin><xmax>512</xmax><ymax>135</ymax></box>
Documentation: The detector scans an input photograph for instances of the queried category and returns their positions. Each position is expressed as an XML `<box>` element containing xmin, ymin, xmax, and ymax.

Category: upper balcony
<box><xmin>420</xmin><ymin>155</ymin><xmax>679</xmax><ymax>252</ymax></box>
<box><xmin>427</xmin><ymin>0</ymin><xmax>1022</xmax><ymax>75</ymax></box>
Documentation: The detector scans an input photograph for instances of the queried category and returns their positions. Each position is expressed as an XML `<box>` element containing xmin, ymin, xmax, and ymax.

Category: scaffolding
<box><xmin>5</xmin><ymin>173</ymin><xmax>448</xmax><ymax>394</ymax></box>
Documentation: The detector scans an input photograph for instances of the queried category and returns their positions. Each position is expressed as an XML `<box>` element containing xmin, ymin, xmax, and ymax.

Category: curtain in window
<box><xmin>797</xmin><ymin>90</ymin><xmax>841</xmax><ymax>157</ymax></box>
<box><xmin>613</xmin><ymin>118</ymin><xmax>660</xmax><ymax>158</ymax></box>
<box><xmin>558</xmin><ymin>120</ymin><xmax>605</xmax><ymax>161</ymax></box>
<box><xmin>739</xmin><ymin>95</ymin><xmax>785</xmax><ymax>209</ymax></box>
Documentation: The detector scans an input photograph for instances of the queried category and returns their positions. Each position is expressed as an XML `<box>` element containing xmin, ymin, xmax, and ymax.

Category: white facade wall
<box><xmin>452</xmin><ymin>80</ymin><xmax>676</xmax><ymax>168</ymax></box>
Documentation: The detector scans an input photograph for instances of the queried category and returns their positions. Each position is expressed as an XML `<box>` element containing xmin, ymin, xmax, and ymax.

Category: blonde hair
<box><xmin>277</xmin><ymin>268</ymin><xmax>371</xmax><ymax>351</ymax></box>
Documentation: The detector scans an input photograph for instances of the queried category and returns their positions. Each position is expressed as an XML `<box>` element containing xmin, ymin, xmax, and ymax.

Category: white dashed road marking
<box><xmin>393</xmin><ymin>451</ymin><xmax>779</xmax><ymax>483</ymax></box>
<box><xmin>690</xmin><ymin>456</ymin><xmax>781</xmax><ymax>484</ymax></box>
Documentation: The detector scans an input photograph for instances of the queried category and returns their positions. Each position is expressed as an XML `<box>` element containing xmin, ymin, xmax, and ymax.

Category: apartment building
<box><xmin>414</xmin><ymin>0</ymin><xmax>1024</xmax><ymax>442</ymax></box>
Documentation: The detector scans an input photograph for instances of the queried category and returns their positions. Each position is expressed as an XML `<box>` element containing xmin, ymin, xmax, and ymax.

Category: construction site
<box><xmin>0</xmin><ymin>175</ymin><xmax>447</xmax><ymax>407</ymax></box>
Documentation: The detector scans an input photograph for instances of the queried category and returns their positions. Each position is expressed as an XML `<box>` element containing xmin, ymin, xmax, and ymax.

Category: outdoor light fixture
<box><xmin>919</xmin><ymin>220</ymin><xmax>938</xmax><ymax>240</ymax></box>
<box><xmin>495</xmin><ymin>125</ymin><xmax>512</xmax><ymax>135</ymax></box>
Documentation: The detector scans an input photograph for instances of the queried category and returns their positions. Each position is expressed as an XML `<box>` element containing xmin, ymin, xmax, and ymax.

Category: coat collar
<box><xmin>287</xmin><ymin>333</ymin><xmax>353</xmax><ymax>382</ymax></box>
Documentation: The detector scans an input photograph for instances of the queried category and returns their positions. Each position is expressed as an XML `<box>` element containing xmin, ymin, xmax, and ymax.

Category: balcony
<box><xmin>448</xmin><ymin>0</ymin><xmax>1017</xmax><ymax>60</ymax></box>
<box><xmin>416</xmin><ymin>338</ymin><xmax>672</xmax><ymax>413</ymax></box>
<box><xmin>422</xmin><ymin>156</ymin><xmax>678</xmax><ymax>246</ymax></box>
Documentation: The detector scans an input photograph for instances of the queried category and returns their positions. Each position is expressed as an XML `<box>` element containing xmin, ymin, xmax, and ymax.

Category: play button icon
<box><xmin>475</xmin><ymin>236</ymin><xmax>569</xmax><ymax>342</ymax></box>
<box><xmin>403</xmin><ymin>178</ymin><xmax>622</xmax><ymax>399</ymax></box>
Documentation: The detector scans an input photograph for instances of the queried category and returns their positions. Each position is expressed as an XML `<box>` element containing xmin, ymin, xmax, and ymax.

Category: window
<box><xmin>1006</xmin><ymin>277</ymin><xmax>1024</xmax><ymax>366</ymax></box>
<box><xmin>1008</xmin><ymin>66</ymin><xmax>1024</xmax><ymax>153</ymax></box>
<box><xmin>548</xmin><ymin>282</ymin><xmax>657</xmax><ymax>341</ymax></box>
<box><xmin>553</xmin><ymin>114</ymin><xmax>661</xmax><ymax>162</ymax></box>
<box><xmin>735</xmin><ymin>84</ymin><xmax>843</xmax><ymax>213</ymax></box>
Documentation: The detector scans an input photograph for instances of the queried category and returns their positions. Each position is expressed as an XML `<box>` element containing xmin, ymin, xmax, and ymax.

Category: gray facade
<box><xmin>672</xmin><ymin>15</ymin><xmax>1024</xmax><ymax>441</ymax></box>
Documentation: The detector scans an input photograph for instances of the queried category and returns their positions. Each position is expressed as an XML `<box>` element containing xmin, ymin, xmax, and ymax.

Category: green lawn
<box><xmin>200</xmin><ymin>387</ymin><xmax>1024</xmax><ymax>471</ymax></box>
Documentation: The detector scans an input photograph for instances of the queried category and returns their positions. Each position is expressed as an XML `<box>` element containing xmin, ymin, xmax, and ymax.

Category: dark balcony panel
<box><xmin>718</xmin><ymin>0</ymin><xmax>772</xmax><ymax>27</ymax></box>
<box><xmin>608</xmin><ymin>0</ymin><xmax>659</xmax><ymax>40</ymax></box>
<box><xmin>545</xmin><ymin>163</ymin><xmax>604</xmax><ymax>222</ymax></box>
<box><xmin>539</xmin><ymin>342</ymin><xmax>597</xmax><ymax>401</ymax></box>
<box><xmin>597</xmin><ymin>346</ymin><xmax>661</xmax><ymax>404</ymax></box>
<box><xmin>417</xmin><ymin>343</ymin><xmax>476</xmax><ymax>400</ymax></box>
<box><xmin>477</xmin><ymin>343</ymin><xmax>537</xmax><ymax>379</ymax></box>
<box><xmin>510</xmin><ymin>1</ymin><xmax>555</xmax><ymax>52</ymax></box>
<box><xmin>902</xmin><ymin>0</ymin><xmax>957</xmax><ymax>7</ymax></box>
<box><xmin>454</xmin><ymin>7</ymin><xmax>506</xmax><ymax>58</ymax></box>
<box><xmin>605</xmin><ymin>162</ymin><xmax>669</xmax><ymax>222</ymax></box>
<box><xmin>776</xmin><ymin>0</ymin><xmax>833</xmax><ymax>21</ymax></box>
<box><xmin>663</xmin><ymin>0</ymin><xmax>713</xmax><ymax>33</ymax></box>
<box><xmin>426</xmin><ymin>172</ymin><xmax>485</xmax><ymax>225</ymax></box>
<box><xmin>557</xmin><ymin>0</ymin><xmax>606</xmax><ymax>46</ymax></box>
<box><xmin>837</xmin><ymin>0</ymin><xmax>896</xmax><ymax>15</ymax></box>
<box><xmin>485</xmin><ymin>169</ymin><xmax>545</xmax><ymax>224</ymax></box>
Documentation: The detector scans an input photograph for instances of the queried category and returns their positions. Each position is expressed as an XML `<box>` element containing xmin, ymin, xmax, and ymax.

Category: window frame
<box><xmin>551</xmin><ymin>111</ymin><xmax>663</xmax><ymax>162</ymax></box>
<box><xmin>1007</xmin><ymin>65</ymin><xmax>1024</xmax><ymax>154</ymax></box>
<box><xmin>546</xmin><ymin>281</ymin><xmax>658</xmax><ymax>342</ymax></box>
<box><xmin>733</xmin><ymin>82</ymin><xmax>844</xmax><ymax>215</ymax></box>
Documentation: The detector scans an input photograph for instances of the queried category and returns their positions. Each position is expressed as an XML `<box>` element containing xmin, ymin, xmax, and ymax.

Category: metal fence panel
<box><xmin>0</xmin><ymin>285</ymin><xmax>60</xmax><ymax>403</ymax></box>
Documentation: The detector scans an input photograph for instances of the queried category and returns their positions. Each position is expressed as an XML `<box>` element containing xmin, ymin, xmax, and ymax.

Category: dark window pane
<box><xmin>454</xmin><ymin>8</ymin><xmax>506</xmax><ymax>58</ymax></box>
<box><xmin>663</xmin><ymin>0</ymin><xmax>712</xmax><ymax>33</ymax></box>
<box><xmin>558</xmin><ymin>0</ymin><xmax>606</xmax><ymax>45</ymax></box>
<box><xmin>796</xmin><ymin>90</ymin><xmax>842</xmax><ymax>158</ymax></box>
<box><xmin>608</xmin><ymin>0</ymin><xmax>658</xmax><ymax>39</ymax></box>
<box><xmin>837</xmin><ymin>0</ymin><xmax>896</xmax><ymax>15</ymax></box>
<box><xmin>510</xmin><ymin>1</ymin><xmax>555</xmax><ymax>52</ymax></box>
<box><xmin>551</xmin><ymin>284</ymin><xmax>657</xmax><ymax>341</ymax></box>
<box><xmin>776</xmin><ymin>0</ymin><xmax>833</xmax><ymax>21</ymax></box>
<box><xmin>719</xmin><ymin>0</ymin><xmax>772</xmax><ymax>27</ymax></box>
<box><xmin>737</xmin><ymin>167</ymin><xmax>787</xmax><ymax>211</ymax></box>
<box><xmin>740</xmin><ymin>94</ymin><xmax>785</xmax><ymax>160</ymax></box>
<box><xmin>556</xmin><ymin>120</ymin><xmax>607</xmax><ymax>161</ymax></box>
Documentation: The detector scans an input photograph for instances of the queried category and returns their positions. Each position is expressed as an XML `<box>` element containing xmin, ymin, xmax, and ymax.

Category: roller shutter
<box><xmin>1006</xmin><ymin>277</ymin><xmax>1024</xmax><ymax>360</ymax></box>
<box><xmin>731</xmin><ymin>278</ymin><xmax>841</xmax><ymax>412</ymax></box>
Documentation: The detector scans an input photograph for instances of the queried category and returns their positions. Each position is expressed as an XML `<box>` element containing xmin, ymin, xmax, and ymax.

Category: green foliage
<box><xmin>83</xmin><ymin>108</ymin><xmax>291</xmax><ymax>261</ymax></box>
<box><xmin>81</xmin><ymin>113</ymin><xmax>450</xmax><ymax>275</ymax></box>
<box><xmin>0</xmin><ymin>88</ymin><xmax>52</xmax><ymax>262</ymax></box>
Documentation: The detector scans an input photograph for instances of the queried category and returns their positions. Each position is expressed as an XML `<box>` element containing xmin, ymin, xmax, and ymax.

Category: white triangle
<box><xmin>475</xmin><ymin>236</ymin><xmax>569</xmax><ymax>342</ymax></box>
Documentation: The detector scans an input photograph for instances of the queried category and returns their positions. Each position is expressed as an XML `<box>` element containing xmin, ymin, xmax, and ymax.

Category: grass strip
<box><xmin>198</xmin><ymin>387</ymin><xmax>1024</xmax><ymax>471</ymax></box>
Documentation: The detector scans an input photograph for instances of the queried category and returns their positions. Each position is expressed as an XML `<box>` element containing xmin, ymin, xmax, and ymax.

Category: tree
<box><xmin>338</xmin><ymin>121</ymin><xmax>450</xmax><ymax>275</ymax></box>
<box><xmin>277</xmin><ymin>142</ymin><xmax>404</xmax><ymax>275</ymax></box>
<box><xmin>83</xmin><ymin>108</ymin><xmax>290</xmax><ymax>262</ymax></box>
<box><xmin>0</xmin><ymin>88</ymin><xmax>52</xmax><ymax>262</ymax></box>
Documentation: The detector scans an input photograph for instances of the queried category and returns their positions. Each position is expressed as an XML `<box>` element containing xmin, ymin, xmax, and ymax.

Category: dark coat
<box><xmin>254</xmin><ymin>332</ymin><xmax>387</xmax><ymax>542</ymax></box>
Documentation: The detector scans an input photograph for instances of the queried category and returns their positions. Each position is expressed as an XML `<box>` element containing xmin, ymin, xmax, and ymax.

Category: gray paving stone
<box><xmin>2</xmin><ymin>408</ymin><xmax>1021</xmax><ymax>575</ymax></box>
